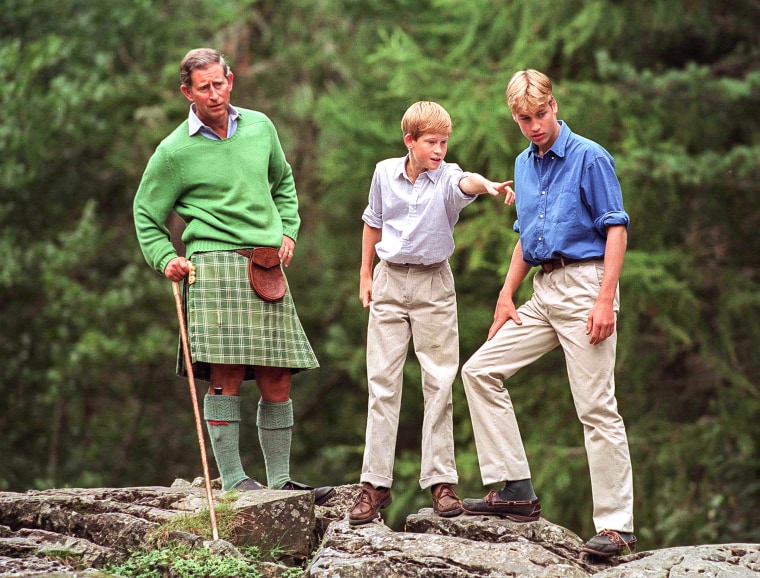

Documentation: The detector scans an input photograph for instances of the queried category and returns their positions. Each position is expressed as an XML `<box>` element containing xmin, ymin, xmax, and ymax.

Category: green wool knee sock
<box><xmin>257</xmin><ymin>399</ymin><xmax>293</xmax><ymax>490</ymax></box>
<box><xmin>204</xmin><ymin>394</ymin><xmax>248</xmax><ymax>491</ymax></box>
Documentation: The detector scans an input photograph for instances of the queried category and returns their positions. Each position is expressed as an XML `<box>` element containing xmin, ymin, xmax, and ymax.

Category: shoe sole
<box><xmin>436</xmin><ymin>507</ymin><xmax>464</xmax><ymax>518</ymax></box>
<box><xmin>581</xmin><ymin>545</ymin><xmax>636</xmax><ymax>558</ymax></box>
<box><xmin>461</xmin><ymin>506</ymin><xmax>539</xmax><ymax>522</ymax></box>
<box><xmin>348</xmin><ymin>495</ymin><xmax>393</xmax><ymax>526</ymax></box>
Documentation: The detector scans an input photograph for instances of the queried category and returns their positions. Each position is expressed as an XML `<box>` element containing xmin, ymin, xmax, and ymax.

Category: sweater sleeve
<box><xmin>266</xmin><ymin>120</ymin><xmax>300</xmax><ymax>242</ymax></box>
<box><xmin>133</xmin><ymin>147</ymin><xmax>181</xmax><ymax>275</ymax></box>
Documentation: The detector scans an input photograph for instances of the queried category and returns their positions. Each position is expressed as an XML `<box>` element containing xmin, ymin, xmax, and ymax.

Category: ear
<box><xmin>181</xmin><ymin>84</ymin><xmax>194</xmax><ymax>103</ymax></box>
<box><xmin>227</xmin><ymin>72</ymin><xmax>234</xmax><ymax>91</ymax></box>
<box><xmin>403</xmin><ymin>133</ymin><xmax>414</xmax><ymax>148</ymax></box>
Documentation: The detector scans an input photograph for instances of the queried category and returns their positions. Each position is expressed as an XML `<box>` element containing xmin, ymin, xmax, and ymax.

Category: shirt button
<box><xmin>541</xmin><ymin>191</ymin><xmax>546</xmax><ymax>195</ymax></box>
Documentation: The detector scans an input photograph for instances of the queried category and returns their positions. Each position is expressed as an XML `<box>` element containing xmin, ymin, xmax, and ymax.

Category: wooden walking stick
<box><xmin>172</xmin><ymin>276</ymin><xmax>219</xmax><ymax>541</ymax></box>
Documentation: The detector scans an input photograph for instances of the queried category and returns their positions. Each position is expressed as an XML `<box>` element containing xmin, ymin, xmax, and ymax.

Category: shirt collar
<box><xmin>395</xmin><ymin>154</ymin><xmax>443</xmax><ymax>183</ymax></box>
<box><xmin>187</xmin><ymin>104</ymin><xmax>240</xmax><ymax>136</ymax></box>
<box><xmin>528</xmin><ymin>120</ymin><xmax>570</xmax><ymax>159</ymax></box>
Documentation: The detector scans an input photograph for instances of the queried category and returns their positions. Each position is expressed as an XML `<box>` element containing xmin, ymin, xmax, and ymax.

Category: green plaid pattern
<box><xmin>177</xmin><ymin>250</ymin><xmax>319</xmax><ymax>381</ymax></box>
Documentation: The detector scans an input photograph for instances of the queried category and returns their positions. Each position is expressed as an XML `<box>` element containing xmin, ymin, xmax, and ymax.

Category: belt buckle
<box><xmin>542</xmin><ymin>258</ymin><xmax>563</xmax><ymax>273</ymax></box>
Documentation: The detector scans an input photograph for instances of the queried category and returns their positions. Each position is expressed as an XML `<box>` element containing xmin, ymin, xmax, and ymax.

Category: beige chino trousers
<box><xmin>462</xmin><ymin>260</ymin><xmax>634</xmax><ymax>532</ymax></box>
<box><xmin>361</xmin><ymin>260</ymin><xmax>460</xmax><ymax>490</ymax></box>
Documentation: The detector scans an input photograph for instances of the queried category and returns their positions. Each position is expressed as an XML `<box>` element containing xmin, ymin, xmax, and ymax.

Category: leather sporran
<box><xmin>236</xmin><ymin>247</ymin><xmax>287</xmax><ymax>302</ymax></box>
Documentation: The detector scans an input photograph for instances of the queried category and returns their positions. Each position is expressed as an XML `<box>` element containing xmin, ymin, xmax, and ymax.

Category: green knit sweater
<box><xmin>133</xmin><ymin>108</ymin><xmax>300</xmax><ymax>275</ymax></box>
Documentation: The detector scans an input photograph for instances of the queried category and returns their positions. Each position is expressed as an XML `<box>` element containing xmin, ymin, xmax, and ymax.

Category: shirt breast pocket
<box><xmin>549</xmin><ymin>187</ymin><xmax>579</xmax><ymax>224</ymax></box>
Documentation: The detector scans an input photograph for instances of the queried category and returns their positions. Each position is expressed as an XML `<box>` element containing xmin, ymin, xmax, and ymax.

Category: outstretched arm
<box><xmin>459</xmin><ymin>173</ymin><xmax>515</xmax><ymax>205</ymax></box>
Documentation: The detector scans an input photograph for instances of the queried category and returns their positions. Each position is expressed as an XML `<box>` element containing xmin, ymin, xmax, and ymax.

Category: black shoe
<box><xmin>281</xmin><ymin>480</ymin><xmax>336</xmax><ymax>506</ymax></box>
<box><xmin>461</xmin><ymin>490</ymin><xmax>541</xmax><ymax>521</ymax></box>
<box><xmin>232</xmin><ymin>478</ymin><xmax>264</xmax><ymax>491</ymax></box>
<box><xmin>582</xmin><ymin>530</ymin><xmax>637</xmax><ymax>557</ymax></box>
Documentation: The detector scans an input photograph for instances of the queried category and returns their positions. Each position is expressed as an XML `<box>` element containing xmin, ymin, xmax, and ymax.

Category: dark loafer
<box><xmin>462</xmin><ymin>490</ymin><xmax>541</xmax><ymax>521</ymax></box>
<box><xmin>582</xmin><ymin>530</ymin><xmax>637</xmax><ymax>557</ymax></box>
<box><xmin>281</xmin><ymin>480</ymin><xmax>336</xmax><ymax>506</ymax></box>
<box><xmin>232</xmin><ymin>478</ymin><xmax>264</xmax><ymax>491</ymax></box>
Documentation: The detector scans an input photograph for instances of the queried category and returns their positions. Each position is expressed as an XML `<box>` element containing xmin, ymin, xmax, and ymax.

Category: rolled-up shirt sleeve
<box><xmin>362</xmin><ymin>205</ymin><xmax>383</xmax><ymax>228</ymax></box>
<box><xmin>362</xmin><ymin>168</ymin><xmax>384</xmax><ymax>228</ymax></box>
<box><xmin>583</xmin><ymin>156</ymin><xmax>630</xmax><ymax>236</ymax></box>
<box><xmin>594</xmin><ymin>210</ymin><xmax>630</xmax><ymax>236</ymax></box>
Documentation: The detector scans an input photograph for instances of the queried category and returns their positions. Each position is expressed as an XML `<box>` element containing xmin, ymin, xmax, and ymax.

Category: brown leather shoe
<box><xmin>431</xmin><ymin>483</ymin><xmax>463</xmax><ymax>517</ymax></box>
<box><xmin>349</xmin><ymin>483</ymin><xmax>392</xmax><ymax>526</ymax></box>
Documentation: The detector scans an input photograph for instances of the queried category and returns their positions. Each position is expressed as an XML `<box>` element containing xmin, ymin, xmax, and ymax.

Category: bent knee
<box><xmin>461</xmin><ymin>356</ymin><xmax>493</xmax><ymax>386</ymax></box>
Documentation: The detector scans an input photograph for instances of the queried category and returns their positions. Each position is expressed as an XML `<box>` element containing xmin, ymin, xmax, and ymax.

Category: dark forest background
<box><xmin>2</xmin><ymin>0</ymin><xmax>759</xmax><ymax>551</ymax></box>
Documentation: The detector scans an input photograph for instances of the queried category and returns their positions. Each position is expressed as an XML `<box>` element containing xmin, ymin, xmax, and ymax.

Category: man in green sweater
<box><xmin>133</xmin><ymin>47</ymin><xmax>334</xmax><ymax>505</ymax></box>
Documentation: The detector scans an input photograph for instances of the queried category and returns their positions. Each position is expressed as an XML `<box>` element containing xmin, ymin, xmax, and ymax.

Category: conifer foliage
<box><xmin>1</xmin><ymin>0</ymin><xmax>758</xmax><ymax>549</ymax></box>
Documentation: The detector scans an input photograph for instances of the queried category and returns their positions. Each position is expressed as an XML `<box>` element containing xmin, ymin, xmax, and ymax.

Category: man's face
<box><xmin>512</xmin><ymin>99</ymin><xmax>559</xmax><ymax>155</ymax></box>
<box><xmin>180</xmin><ymin>64</ymin><xmax>234</xmax><ymax>129</ymax></box>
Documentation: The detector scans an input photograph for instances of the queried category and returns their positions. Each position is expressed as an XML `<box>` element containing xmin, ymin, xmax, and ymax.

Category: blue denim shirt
<box><xmin>513</xmin><ymin>121</ymin><xmax>629</xmax><ymax>266</ymax></box>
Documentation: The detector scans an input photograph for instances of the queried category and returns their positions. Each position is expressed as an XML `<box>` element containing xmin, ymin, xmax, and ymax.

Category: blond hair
<box><xmin>506</xmin><ymin>69</ymin><xmax>554</xmax><ymax>115</ymax></box>
<box><xmin>401</xmin><ymin>101</ymin><xmax>452</xmax><ymax>140</ymax></box>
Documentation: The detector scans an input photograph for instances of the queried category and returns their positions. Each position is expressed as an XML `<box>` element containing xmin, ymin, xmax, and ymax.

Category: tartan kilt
<box><xmin>176</xmin><ymin>250</ymin><xmax>319</xmax><ymax>382</ymax></box>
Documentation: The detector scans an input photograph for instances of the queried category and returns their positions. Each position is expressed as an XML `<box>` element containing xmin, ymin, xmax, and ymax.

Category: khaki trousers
<box><xmin>361</xmin><ymin>260</ymin><xmax>459</xmax><ymax>490</ymax></box>
<box><xmin>462</xmin><ymin>260</ymin><xmax>634</xmax><ymax>532</ymax></box>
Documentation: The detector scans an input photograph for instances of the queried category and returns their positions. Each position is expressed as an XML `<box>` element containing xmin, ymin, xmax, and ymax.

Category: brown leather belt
<box><xmin>386</xmin><ymin>260</ymin><xmax>445</xmax><ymax>269</ymax></box>
<box><xmin>540</xmin><ymin>257</ymin><xmax>584</xmax><ymax>273</ymax></box>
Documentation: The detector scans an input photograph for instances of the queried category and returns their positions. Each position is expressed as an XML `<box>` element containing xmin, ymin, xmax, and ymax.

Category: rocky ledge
<box><xmin>0</xmin><ymin>482</ymin><xmax>758</xmax><ymax>577</ymax></box>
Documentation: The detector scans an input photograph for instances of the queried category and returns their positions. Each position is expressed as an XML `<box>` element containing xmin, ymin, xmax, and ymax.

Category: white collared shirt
<box><xmin>362</xmin><ymin>156</ymin><xmax>475</xmax><ymax>265</ymax></box>
<box><xmin>187</xmin><ymin>104</ymin><xmax>240</xmax><ymax>140</ymax></box>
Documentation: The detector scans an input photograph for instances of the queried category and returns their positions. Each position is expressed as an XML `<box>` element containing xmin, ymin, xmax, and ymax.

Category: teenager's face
<box><xmin>181</xmin><ymin>64</ymin><xmax>234</xmax><ymax>129</ymax></box>
<box><xmin>404</xmin><ymin>132</ymin><xmax>449</xmax><ymax>176</ymax></box>
<box><xmin>513</xmin><ymin>99</ymin><xmax>560</xmax><ymax>156</ymax></box>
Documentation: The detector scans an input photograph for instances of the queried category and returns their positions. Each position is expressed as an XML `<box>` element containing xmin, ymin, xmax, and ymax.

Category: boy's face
<box><xmin>404</xmin><ymin>132</ymin><xmax>449</xmax><ymax>176</ymax></box>
<box><xmin>512</xmin><ymin>98</ymin><xmax>560</xmax><ymax>156</ymax></box>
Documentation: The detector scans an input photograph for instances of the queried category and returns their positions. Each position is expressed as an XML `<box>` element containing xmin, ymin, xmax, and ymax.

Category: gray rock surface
<box><xmin>306</xmin><ymin>503</ymin><xmax>760</xmax><ymax>577</ymax></box>
<box><xmin>0</xmin><ymin>483</ymin><xmax>316</xmax><ymax>576</ymax></box>
<box><xmin>592</xmin><ymin>543</ymin><xmax>760</xmax><ymax>577</ymax></box>
<box><xmin>1</xmin><ymin>483</ymin><xmax>758</xmax><ymax>577</ymax></box>
<box><xmin>306</xmin><ymin>517</ymin><xmax>589</xmax><ymax>577</ymax></box>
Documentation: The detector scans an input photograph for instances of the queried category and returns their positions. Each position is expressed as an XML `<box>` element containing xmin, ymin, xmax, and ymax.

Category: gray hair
<box><xmin>180</xmin><ymin>48</ymin><xmax>230</xmax><ymax>88</ymax></box>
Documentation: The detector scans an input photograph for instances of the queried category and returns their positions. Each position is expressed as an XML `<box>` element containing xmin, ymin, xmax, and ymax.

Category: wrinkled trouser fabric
<box><xmin>462</xmin><ymin>260</ymin><xmax>634</xmax><ymax>533</ymax></box>
<box><xmin>361</xmin><ymin>260</ymin><xmax>459</xmax><ymax>490</ymax></box>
